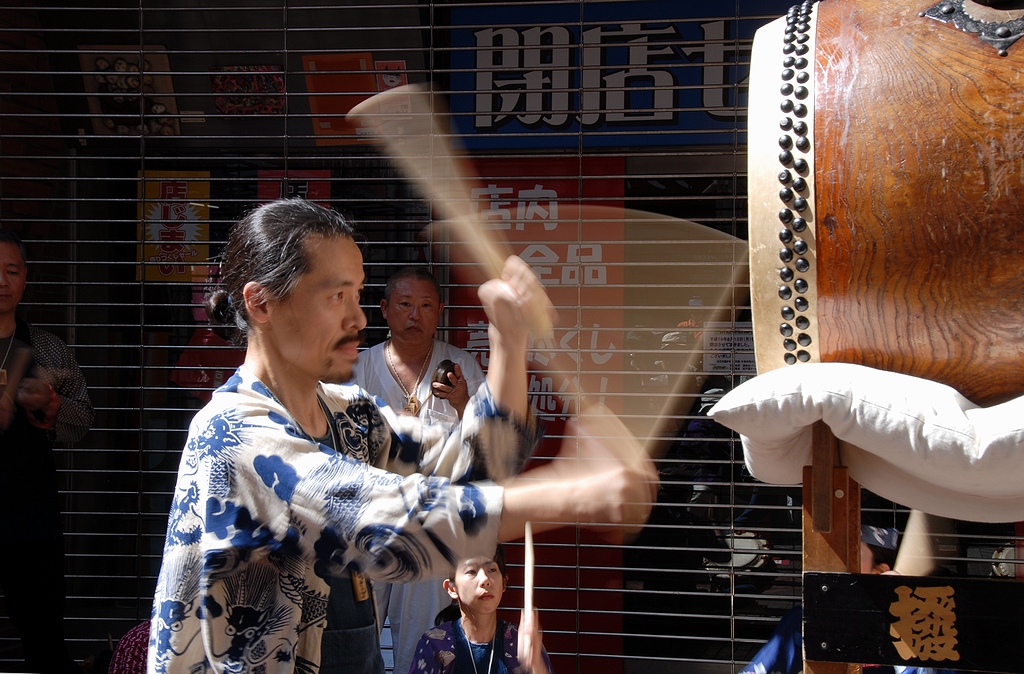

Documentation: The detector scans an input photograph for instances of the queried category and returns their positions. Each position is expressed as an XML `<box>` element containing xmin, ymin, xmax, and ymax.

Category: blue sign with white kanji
<box><xmin>448</xmin><ymin>0</ymin><xmax>795</xmax><ymax>149</ymax></box>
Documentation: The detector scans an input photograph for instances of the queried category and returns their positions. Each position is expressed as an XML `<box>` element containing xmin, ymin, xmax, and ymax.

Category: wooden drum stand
<box><xmin>748</xmin><ymin>0</ymin><xmax>1024</xmax><ymax>671</ymax></box>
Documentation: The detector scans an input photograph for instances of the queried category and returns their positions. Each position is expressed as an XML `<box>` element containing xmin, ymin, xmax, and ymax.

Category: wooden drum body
<box><xmin>748</xmin><ymin>0</ymin><xmax>1024</xmax><ymax>404</ymax></box>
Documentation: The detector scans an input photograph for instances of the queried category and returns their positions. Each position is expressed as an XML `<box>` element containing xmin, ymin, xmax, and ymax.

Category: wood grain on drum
<box><xmin>813</xmin><ymin>0</ymin><xmax>1024</xmax><ymax>404</ymax></box>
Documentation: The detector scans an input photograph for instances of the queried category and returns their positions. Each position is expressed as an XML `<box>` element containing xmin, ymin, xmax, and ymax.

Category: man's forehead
<box><xmin>313</xmin><ymin>266</ymin><xmax>364</xmax><ymax>288</ymax></box>
<box><xmin>393</xmin><ymin>278</ymin><xmax>438</xmax><ymax>299</ymax></box>
<box><xmin>306</xmin><ymin>236</ymin><xmax>363</xmax><ymax>284</ymax></box>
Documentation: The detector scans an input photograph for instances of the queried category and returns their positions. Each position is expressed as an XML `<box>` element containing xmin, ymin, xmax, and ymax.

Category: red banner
<box><xmin>448</xmin><ymin>156</ymin><xmax>626</xmax><ymax>672</ymax></box>
<box><xmin>449</xmin><ymin>156</ymin><xmax>625</xmax><ymax>420</ymax></box>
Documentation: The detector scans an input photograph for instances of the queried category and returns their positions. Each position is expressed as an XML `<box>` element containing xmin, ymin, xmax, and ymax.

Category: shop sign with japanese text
<box><xmin>448</xmin><ymin>0</ymin><xmax>794</xmax><ymax>148</ymax></box>
<box><xmin>448</xmin><ymin>157</ymin><xmax>625</xmax><ymax>420</ymax></box>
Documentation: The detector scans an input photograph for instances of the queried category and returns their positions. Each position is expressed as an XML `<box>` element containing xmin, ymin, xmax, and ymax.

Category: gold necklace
<box><xmin>385</xmin><ymin>339</ymin><xmax>433</xmax><ymax>415</ymax></box>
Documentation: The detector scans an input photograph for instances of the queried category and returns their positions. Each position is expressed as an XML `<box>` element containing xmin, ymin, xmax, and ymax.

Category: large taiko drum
<box><xmin>747</xmin><ymin>0</ymin><xmax>1024</xmax><ymax>405</ymax></box>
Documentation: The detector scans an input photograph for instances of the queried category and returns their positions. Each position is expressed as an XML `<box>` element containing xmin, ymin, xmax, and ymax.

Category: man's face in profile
<box><xmin>260</xmin><ymin>235</ymin><xmax>367</xmax><ymax>385</ymax></box>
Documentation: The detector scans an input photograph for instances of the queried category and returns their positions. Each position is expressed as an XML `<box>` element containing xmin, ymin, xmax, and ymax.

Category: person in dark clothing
<box><xmin>739</xmin><ymin>526</ymin><xmax>957</xmax><ymax>674</ymax></box>
<box><xmin>409</xmin><ymin>545</ymin><xmax>552</xmax><ymax>674</ymax></box>
<box><xmin>0</xmin><ymin>230</ymin><xmax>94</xmax><ymax>674</ymax></box>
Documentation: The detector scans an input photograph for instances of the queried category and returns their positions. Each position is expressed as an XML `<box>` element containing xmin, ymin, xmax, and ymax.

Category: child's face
<box><xmin>445</xmin><ymin>556</ymin><xmax>505</xmax><ymax>614</ymax></box>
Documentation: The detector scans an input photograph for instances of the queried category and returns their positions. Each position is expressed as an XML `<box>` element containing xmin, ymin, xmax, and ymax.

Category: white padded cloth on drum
<box><xmin>707</xmin><ymin>362</ymin><xmax>1024</xmax><ymax>523</ymax></box>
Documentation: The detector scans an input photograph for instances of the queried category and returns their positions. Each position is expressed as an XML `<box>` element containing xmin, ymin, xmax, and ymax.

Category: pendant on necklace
<box><xmin>0</xmin><ymin>369</ymin><xmax>6</xmax><ymax>386</ymax></box>
<box><xmin>404</xmin><ymin>395</ymin><xmax>420</xmax><ymax>415</ymax></box>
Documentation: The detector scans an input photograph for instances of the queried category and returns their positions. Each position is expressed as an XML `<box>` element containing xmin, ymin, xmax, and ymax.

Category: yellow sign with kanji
<box><xmin>137</xmin><ymin>171</ymin><xmax>210</xmax><ymax>282</ymax></box>
<box><xmin>889</xmin><ymin>585</ymin><xmax>960</xmax><ymax>662</ymax></box>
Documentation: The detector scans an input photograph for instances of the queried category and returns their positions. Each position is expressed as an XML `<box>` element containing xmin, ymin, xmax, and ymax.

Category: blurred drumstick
<box><xmin>520</xmin><ymin>520</ymin><xmax>536</xmax><ymax>667</ymax></box>
<box><xmin>546</xmin><ymin>204</ymin><xmax>748</xmax><ymax>459</ymax></box>
<box><xmin>643</xmin><ymin>250</ymin><xmax>749</xmax><ymax>459</ymax></box>
<box><xmin>349</xmin><ymin>85</ymin><xmax>748</xmax><ymax>465</ymax></box>
<box><xmin>895</xmin><ymin>509</ymin><xmax>955</xmax><ymax>576</ymax></box>
<box><xmin>524</xmin><ymin>520</ymin><xmax>535</xmax><ymax>614</ymax></box>
<box><xmin>348</xmin><ymin>84</ymin><xmax>552</xmax><ymax>339</ymax></box>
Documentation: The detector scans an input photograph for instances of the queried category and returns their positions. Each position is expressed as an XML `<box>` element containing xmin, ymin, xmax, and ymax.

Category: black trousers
<box><xmin>0</xmin><ymin>535</ymin><xmax>79</xmax><ymax>674</ymax></box>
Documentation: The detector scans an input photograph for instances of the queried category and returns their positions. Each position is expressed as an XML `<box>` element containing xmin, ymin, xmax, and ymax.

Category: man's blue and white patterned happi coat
<box><xmin>147</xmin><ymin>365</ymin><xmax>540</xmax><ymax>674</ymax></box>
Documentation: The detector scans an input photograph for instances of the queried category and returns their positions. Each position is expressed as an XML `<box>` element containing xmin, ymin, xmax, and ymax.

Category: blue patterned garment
<box><xmin>407</xmin><ymin>618</ymin><xmax>552</xmax><ymax>674</ymax></box>
<box><xmin>148</xmin><ymin>365</ymin><xmax>540</xmax><ymax>674</ymax></box>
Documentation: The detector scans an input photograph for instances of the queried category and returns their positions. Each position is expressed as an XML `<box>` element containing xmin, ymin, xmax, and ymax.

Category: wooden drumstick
<box><xmin>894</xmin><ymin>509</ymin><xmax>955</xmax><ymax>576</ymax></box>
<box><xmin>349</xmin><ymin>88</ymin><xmax>747</xmax><ymax>499</ymax></box>
<box><xmin>348</xmin><ymin>85</ymin><xmax>553</xmax><ymax>339</ymax></box>
<box><xmin>524</xmin><ymin>520</ymin><xmax>535</xmax><ymax>615</ymax></box>
<box><xmin>523</xmin><ymin>520</ymin><xmax>535</xmax><ymax>661</ymax></box>
<box><xmin>642</xmin><ymin>250</ymin><xmax>749</xmax><ymax>460</ymax></box>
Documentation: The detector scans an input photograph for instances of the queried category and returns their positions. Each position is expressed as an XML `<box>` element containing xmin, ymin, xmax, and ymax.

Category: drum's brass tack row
<box><xmin>747</xmin><ymin>1</ymin><xmax>821</xmax><ymax>374</ymax></box>
<box><xmin>752</xmin><ymin>0</ymin><xmax>1024</xmax><ymax>395</ymax></box>
<box><xmin>776</xmin><ymin>2</ymin><xmax>817</xmax><ymax>366</ymax></box>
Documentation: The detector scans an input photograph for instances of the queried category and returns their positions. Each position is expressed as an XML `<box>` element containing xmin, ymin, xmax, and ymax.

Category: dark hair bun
<box><xmin>205</xmin><ymin>289</ymin><xmax>234</xmax><ymax>325</ymax></box>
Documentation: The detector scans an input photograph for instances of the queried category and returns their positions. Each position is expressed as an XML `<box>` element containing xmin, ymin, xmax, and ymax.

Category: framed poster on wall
<box><xmin>79</xmin><ymin>45</ymin><xmax>180</xmax><ymax>136</ymax></box>
<box><xmin>137</xmin><ymin>171</ymin><xmax>210</xmax><ymax>283</ymax></box>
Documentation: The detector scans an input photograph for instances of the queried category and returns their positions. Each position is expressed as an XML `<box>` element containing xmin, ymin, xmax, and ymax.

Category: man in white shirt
<box><xmin>349</xmin><ymin>267</ymin><xmax>486</xmax><ymax>674</ymax></box>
